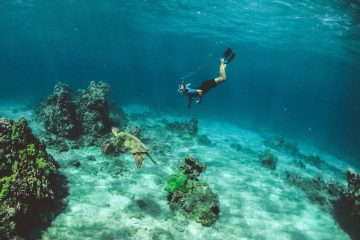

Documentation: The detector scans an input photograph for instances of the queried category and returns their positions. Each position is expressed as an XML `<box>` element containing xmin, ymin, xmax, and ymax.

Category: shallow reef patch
<box><xmin>166</xmin><ymin>156</ymin><xmax>219</xmax><ymax>226</ymax></box>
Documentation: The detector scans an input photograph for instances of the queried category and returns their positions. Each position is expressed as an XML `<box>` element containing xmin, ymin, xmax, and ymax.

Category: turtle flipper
<box><xmin>145</xmin><ymin>152</ymin><xmax>157</xmax><ymax>165</ymax></box>
<box><xmin>133</xmin><ymin>153</ymin><xmax>143</xmax><ymax>168</ymax></box>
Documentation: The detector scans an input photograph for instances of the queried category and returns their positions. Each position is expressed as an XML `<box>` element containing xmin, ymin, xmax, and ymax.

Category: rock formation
<box><xmin>38</xmin><ymin>82</ymin><xmax>78</xmax><ymax>139</ymax></box>
<box><xmin>77</xmin><ymin>81</ymin><xmax>112</xmax><ymax>136</ymax></box>
<box><xmin>39</xmin><ymin>81</ymin><xmax>127</xmax><ymax>146</ymax></box>
<box><xmin>259</xmin><ymin>149</ymin><xmax>278</xmax><ymax>170</ymax></box>
<box><xmin>166</xmin><ymin>157</ymin><xmax>219</xmax><ymax>226</ymax></box>
<box><xmin>0</xmin><ymin>117</ymin><xmax>67</xmax><ymax>239</ymax></box>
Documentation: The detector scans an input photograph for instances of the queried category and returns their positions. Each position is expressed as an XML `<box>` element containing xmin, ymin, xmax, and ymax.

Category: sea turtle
<box><xmin>111</xmin><ymin>127</ymin><xmax>157</xmax><ymax>168</ymax></box>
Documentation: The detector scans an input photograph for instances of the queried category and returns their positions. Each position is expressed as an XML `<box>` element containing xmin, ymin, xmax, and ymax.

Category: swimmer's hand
<box><xmin>195</xmin><ymin>97</ymin><xmax>201</xmax><ymax>104</ymax></box>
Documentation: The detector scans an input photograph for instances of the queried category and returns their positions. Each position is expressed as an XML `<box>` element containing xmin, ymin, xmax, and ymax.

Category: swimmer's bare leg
<box><xmin>214</xmin><ymin>58</ymin><xmax>227</xmax><ymax>84</ymax></box>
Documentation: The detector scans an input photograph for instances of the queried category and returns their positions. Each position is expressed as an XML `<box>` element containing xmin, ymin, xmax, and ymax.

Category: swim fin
<box><xmin>223</xmin><ymin>48</ymin><xmax>232</xmax><ymax>58</ymax></box>
<box><xmin>224</xmin><ymin>53</ymin><xmax>235</xmax><ymax>64</ymax></box>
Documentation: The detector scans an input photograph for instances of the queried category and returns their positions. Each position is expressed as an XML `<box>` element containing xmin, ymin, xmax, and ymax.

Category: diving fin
<box><xmin>224</xmin><ymin>53</ymin><xmax>235</xmax><ymax>64</ymax></box>
<box><xmin>223</xmin><ymin>48</ymin><xmax>232</xmax><ymax>58</ymax></box>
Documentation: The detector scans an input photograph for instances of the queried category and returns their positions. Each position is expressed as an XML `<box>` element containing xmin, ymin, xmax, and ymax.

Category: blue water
<box><xmin>1</xmin><ymin>0</ymin><xmax>360</xmax><ymax>160</ymax></box>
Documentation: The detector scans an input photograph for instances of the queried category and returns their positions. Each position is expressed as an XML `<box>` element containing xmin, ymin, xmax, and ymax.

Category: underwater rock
<box><xmin>42</xmin><ymin>135</ymin><xmax>69</xmax><ymax>152</ymax></box>
<box><xmin>38</xmin><ymin>82</ymin><xmax>79</xmax><ymax>139</ymax></box>
<box><xmin>287</xmin><ymin>169</ymin><xmax>360</xmax><ymax>239</ymax></box>
<box><xmin>264</xmin><ymin>137</ymin><xmax>334</xmax><ymax>171</ymax></box>
<box><xmin>166</xmin><ymin>157</ymin><xmax>219</xmax><ymax>226</ymax></box>
<box><xmin>163</xmin><ymin>118</ymin><xmax>198</xmax><ymax>138</ymax></box>
<box><xmin>77</xmin><ymin>81</ymin><xmax>112</xmax><ymax>136</ymax></box>
<box><xmin>332</xmin><ymin>169</ymin><xmax>360</xmax><ymax>239</ymax></box>
<box><xmin>285</xmin><ymin>171</ymin><xmax>344</xmax><ymax>213</ymax></box>
<box><xmin>40</xmin><ymin>82</ymin><xmax>127</xmax><ymax>146</ymax></box>
<box><xmin>259</xmin><ymin>149</ymin><xmax>278</xmax><ymax>170</ymax></box>
<box><xmin>179</xmin><ymin>156</ymin><xmax>206</xmax><ymax>180</ymax></box>
<box><xmin>0</xmin><ymin>117</ymin><xmax>67</xmax><ymax>239</ymax></box>
<box><xmin>347</xmin><ymin>169</ymin><xmax>360</xmax><ymax>199</ymax></box>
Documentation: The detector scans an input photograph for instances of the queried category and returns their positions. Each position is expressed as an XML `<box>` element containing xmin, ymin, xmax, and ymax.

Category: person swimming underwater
<box><xmin>178</xmin><ymin>48</ymin><xmax>235</xmax><ymax>108</ymax></box>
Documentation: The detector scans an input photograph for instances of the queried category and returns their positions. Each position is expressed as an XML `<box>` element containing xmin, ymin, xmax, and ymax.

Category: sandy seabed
<box><xmin>0</xmin><ymin>101</ymin><xmax>357</xmax><ymax>240</ymax></box>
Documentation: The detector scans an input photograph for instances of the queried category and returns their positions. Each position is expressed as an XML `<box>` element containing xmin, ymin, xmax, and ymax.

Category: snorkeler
<box><xmin>178</xmin><ymin>48</ymin><xmax>235</xmax><ymax>108</ymax></box>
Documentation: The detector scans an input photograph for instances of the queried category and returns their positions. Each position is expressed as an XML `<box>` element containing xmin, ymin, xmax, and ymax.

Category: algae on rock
<box><xmin>0</xmin><ymin>117</ymin><xmax>67</xmax><ymax>239</ymax></box>
<box><xmin>166</xmin><ymin>156</ymin><xmax>219</xmax><ymax>226</ymax></box>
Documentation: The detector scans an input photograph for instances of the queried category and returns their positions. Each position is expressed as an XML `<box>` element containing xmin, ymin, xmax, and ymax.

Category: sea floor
<box><xmin>0</xmin><ymin>101</ymin><xmax>358</xmax><ymax>240</ymax></box>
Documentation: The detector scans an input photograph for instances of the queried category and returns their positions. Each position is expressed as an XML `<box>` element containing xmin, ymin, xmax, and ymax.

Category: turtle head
<box><xmin>111</xmin><ymin>127</ymin><xmax>121</xmax><ymax>137</ymax></box>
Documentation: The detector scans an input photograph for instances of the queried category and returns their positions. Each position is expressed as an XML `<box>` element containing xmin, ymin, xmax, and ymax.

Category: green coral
<box><xmin>27</xmin><ymin>143</ymin><xmax>36</xmax><ymax>156</ymax></box>
<box><xmin>166</xmin><ymin>171</ymin><xmax>188</xmax><ymax>193</ymax></box>
<box><xmin>36</xmin><ymin>157</ymin><xmax>48</xmax><ymax>169</ymax></box>
<box><xmin>0</xmin><ymin>175</ymin><xmax>16</xmax><ymax>199</ymax></box>
<box><xmin>11</xmin><ymin>123</ymin><xmax>20</xmax><ymax>141</ymax></box>
<box><xmin>0</xmin><ymin>117</ymin><xmax>65</xmax><ymax>239</ymax></box>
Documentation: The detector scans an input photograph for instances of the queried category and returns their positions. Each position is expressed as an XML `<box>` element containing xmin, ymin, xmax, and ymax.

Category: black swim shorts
<box><xmin>197</xmin><ymin>79</ymin><xmax>217</xmax><ymax>94</ymax></box>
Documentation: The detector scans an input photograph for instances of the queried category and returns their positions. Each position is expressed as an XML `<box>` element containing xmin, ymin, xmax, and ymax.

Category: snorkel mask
<box><xmin>178</xmin><ymin>81</ymin><xmax>191</xmax><ymax>95</ymax></box>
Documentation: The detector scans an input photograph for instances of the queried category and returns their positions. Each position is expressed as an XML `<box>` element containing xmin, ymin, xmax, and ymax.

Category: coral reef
<box><xmin>38</xmin><ymin>82</ymin><xmax>79</xmax><ymax>139</ymax></box>
<box><xmin>163</xmin><ymin>118</ymin><xmax>198</xmax><ymax>139</ymax></box>
<box><xmin>165</xmin><ymin>171</ymin><xmax>189</xmax><ymax>193</ymax></box>
<box><xmin>346</xmin><ymin>169</ymin><xmax>360</xmax><ymax>216</ymax></box>
<box><xmin>167</xmin><ymin>157</ymin><xmax>219</xmax><ymax>226</ymax></box>
<box><xmin>259</xmin><ymin>149</ymin><xmax>278</xmax><ymax>170</ymax></box>
<box><xmin>77</xmin><ymin>81</ymin><xmax>112</xmax><ymax>136</ymax></box>
<box><xmin>333</xmin><ymin>169</ymin><xmax>360</xmax><ymax>239</ymax></box>
<box><xmin>39</xmin><ymin>81</ymin><xmax>128</xmax><ymax>148</ymax></box>
<box><xmin>286</xmin><ymin>169</ymin><xmax>360</xmax><ymax>239</ymax></box>
<box><xmin>285</xmin><ymin>172</ymin><xmax>344</xmax><ymax>212</ymax></box>
<box><xmin>42</xmin><ymin>135</ymin><xmax>69</xmax><ymax>152</ymax></box>
<box><xmin>264</xmin><ymin>137</ymin><xmax>342</xmax><ymax>174</ymax></box>
<box><xmin>179</xmin><ymin>157</ymin><xmax>206</xmax><ymax>180</ymax></box>
<box><xmin>0</xmin><ymin>117</ymin><xmax>67</xmax><ymax>239</ymax></box>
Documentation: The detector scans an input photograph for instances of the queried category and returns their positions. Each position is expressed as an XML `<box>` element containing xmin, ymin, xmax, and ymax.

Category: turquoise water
<box><xmin>1</xmin><ymin>0</ymin><xmax>359</xmax><ymax>158</ymax></box>
<box><xmin>1</xmin><ymin>1</ymin><xmax>360</xmax><ymax>239</ymax></box>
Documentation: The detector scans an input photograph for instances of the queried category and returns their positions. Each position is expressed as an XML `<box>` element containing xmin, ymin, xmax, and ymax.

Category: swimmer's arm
<box><xmin>188</xmin><ymin>96</ymin><xmax>193</xmax><ymax>108</ymax></box>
